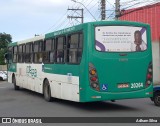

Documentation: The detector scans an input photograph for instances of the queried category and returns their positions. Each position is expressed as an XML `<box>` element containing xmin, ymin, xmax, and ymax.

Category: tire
<box><xmin>12</xmin><ymin>75</ymin><xmax>19</xmax><ymax>90</ymax></box>
<box><xmin>43</xmin><ymin>80</ymin><xmax>52</xmax><ymax>102</ymax></box>
<box><xmin>153</xmin><ymin>92</ymin><xmax>160</xmax><ymax>106</ymax></box>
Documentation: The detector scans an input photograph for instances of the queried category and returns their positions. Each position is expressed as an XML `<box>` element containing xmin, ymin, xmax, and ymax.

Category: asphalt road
<box><xmin>0</xmin><ymin>81</ymin><xmax>160</xmax><ymax>126</ymax></box>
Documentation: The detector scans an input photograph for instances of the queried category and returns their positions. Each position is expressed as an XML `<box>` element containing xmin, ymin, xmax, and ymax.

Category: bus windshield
<box><xmin>95</xmin><ymin>26</ymin><xmax>147</xmax><ymax>52</ymax></box>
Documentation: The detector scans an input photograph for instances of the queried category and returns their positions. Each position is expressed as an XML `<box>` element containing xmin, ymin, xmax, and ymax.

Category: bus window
<box><xmin>30</xmin><ymin>43</ymin><xmax>33</xmax><ymax>62</ymax></box>
<box><xmin>79</xmin><ymin>33</ymin><xmax>83</xmax><ymax>48</ymax></box>
<box><xmin>43</xmin><ymin>39</ymin><xmax>52</xmax><ymax>63</ymax></box>
<box><xmin>68</xmin><ymin>33</ymin><xmax>83</xmax><ymax>64</ymax></box>
<box><xmin>18</xmin><ymin>45</ymin><xmax>23</xmax><ymax>63</ymax></box>
<box><xmin>13</xmin><ymin>46</ymin><xmax>18</xmax><ymax>63</ymax></box>
<box><xmin>45</xmin><ymin>39</ymin><xmax>52</xmax><ymax>51</ymax></box>
<box><xmin>25</xmin><ymin>43</ymin><xmax>33</xmax><ymax>63</ymax></box>
<box><xmin>56</xmin><ymin>37</ymin><xmax>65</xmax><ymax>63</ymax></box>
<box><xmin>50</xmin><ymin>39</ymin><xmax>55</xmax><ymax>63</ymax></box>
<box><xmin>34</xmin><ymin>41</ymin><xmax>43</xmax><ymax>63</ymax></box>
<box><xmin>39</xmin><ymin>41</ymin><xmax>43</xmax><ymax>52</ymax></box>
<box><xmin>25</xmin><ymin>43</ymin><xmax>29</xmax><ymax>63</ymax></box>
<box><xmin>22</xmin><ymin>44</ymin><xmax>26</xmax><ymax>62</ymax></box>
<box><xmin>34</xmin><ymin>41</ymin><xmax>39</xmax><ymax>53</ymax></box>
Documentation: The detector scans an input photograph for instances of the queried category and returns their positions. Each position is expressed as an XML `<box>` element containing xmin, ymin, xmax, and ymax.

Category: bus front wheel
<box><xmin>12</xmin><ymin>75</ymin><xmax>19</xmax><ymax>90</ymax></box>
<box><xmin>43</xmin><ymin>80</ymin><xmax>52</xmax><ymax>102</ymax></box>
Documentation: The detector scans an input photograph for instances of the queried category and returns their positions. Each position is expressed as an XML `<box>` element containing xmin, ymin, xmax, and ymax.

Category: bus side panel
<box><xmin>43</xmin><ymin>64</ymin><xmax>80</xmax><ymax>102</ymax></box>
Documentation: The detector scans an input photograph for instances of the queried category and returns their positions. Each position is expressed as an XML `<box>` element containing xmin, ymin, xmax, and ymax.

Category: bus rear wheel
<box><xmin>153</xmin><ymin>92</ymin><xmax>160</xmax><ymax>106</ymax></box>
<box><xmin>12</xmin><ymin>75</ymin><xmax>19</xmax><ymax>90</ymax></box>
<box><xmin>43</xmin><ymin>80</ymin><xmax>52</xmax><ymax>102</ymax></box>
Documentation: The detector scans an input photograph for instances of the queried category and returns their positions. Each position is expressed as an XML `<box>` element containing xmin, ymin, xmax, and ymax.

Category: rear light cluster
<box><xmin>89</xmin><ymin>63</ymin><xmax>100</xmax><ymax>91</ymax></box>
<box><xmin>145</xmin><ymin>62</ymin><xmax>152</xmax><ymax>87</ymax></box>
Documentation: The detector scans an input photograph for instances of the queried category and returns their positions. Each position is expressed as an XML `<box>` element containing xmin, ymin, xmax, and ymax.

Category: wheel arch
<box><xmin>154</xmin><ymin>90</ymin><xmax>160</xmax><ymax>96</ymax></box>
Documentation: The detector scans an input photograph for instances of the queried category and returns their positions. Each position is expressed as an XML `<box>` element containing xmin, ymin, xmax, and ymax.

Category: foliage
<box><xmin>0</xmin><ymin>32</ymin><xmax>12</xmax><ymax>65</ymax></box>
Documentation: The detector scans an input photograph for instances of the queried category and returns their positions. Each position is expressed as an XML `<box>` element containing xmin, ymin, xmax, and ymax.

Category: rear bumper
<box><xmin>80</xmin><ymin>84</ymin><xmax>153</xmax><ymax>102</ymax></box>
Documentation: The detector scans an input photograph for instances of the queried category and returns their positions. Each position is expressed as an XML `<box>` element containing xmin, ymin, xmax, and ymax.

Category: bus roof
<box><xmin>9</xmin><ymin>20</ymin><xmax>150</xmax><ymax>46</ymax></box>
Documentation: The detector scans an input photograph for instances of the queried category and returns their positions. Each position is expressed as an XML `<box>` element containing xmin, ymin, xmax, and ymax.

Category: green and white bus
<box><xmin>7</xmin><ymin>21</ymin><xmax>153</xmax><ymax>102</ymax></box>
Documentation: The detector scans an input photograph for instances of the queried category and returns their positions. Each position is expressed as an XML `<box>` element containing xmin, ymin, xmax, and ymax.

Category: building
<box><xmin>120</xmin><ymin>2</ymin><xmax>160</xmax><ymax>84</ymax></box>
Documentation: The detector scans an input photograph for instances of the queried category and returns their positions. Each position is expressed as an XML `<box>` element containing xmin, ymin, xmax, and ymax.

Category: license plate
<box><xmin>118</xmin><ymin>83</ymin><xmax>129</xmax><ymax>88</ymax></box>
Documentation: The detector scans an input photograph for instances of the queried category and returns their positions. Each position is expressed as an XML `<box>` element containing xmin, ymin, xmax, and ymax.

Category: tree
<box><xmin>0</xmin><ymin>32</ymin><xmax>12</xmax><ymax>65</ymax></box>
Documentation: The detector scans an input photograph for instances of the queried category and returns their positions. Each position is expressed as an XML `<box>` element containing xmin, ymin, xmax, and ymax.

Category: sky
<box><xmin>0</xmin><ymin>0</ymin><xmax>158</xmax><ymax>42</ymax></box>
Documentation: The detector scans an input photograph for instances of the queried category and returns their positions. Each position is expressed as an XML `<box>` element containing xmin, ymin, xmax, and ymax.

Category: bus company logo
<box><xmin>26</xmin><ymin>66</ymin><xmax>37</xmax><ymax>77</ymax></box>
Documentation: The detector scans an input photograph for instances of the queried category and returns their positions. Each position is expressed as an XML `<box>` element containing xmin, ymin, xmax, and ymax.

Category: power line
<box><xmin>67</xmin><ymin>8</ymin><xmax>84</xmax><ymax>23</ymax></box>
<box><xmin>43</xmin><ymin>0</ymin><xmax>85</xmax><ymax>33</ymax></box>
<box><xmin>107</xmin><ymin>11</ymin><xmax>115</xmax><ymax>19</ymax></box>
<box><xmin>72</xmin><ymin>0</ymin><xmax>97</xmax><ymax>21</ymax></box>
<box><xmin>121</xmin><ymin>0</ymin><xmax>157</xmax><ymax>9</ymax></box>
<box><xmin>121</xmin><ymin>0</ymin><xmax>141</xmax><ymax>5</ymax></box>
<box><xmin>121</xmin><ymin>0</ymin><xmax>160</xmax><ymax>16</ymax></box>
<box><xmin>84</xmin><ymin>1</ymin><xmax>98</xmax><ymax>14</ymax></box>
<box><xmin>67</xmin><ymin>0</ymin><xmax>86</xmax><ymax>25</ymax></box>
<box><xmin>122</xmin><ymin>0</ymin><xmax>157</xmax><ymax>10</ymax></box>
<box><xmin>106</xmin><ymin>0</ymin><xmax>115</xmax><ymax>8</ymax></box>
<box><xmin>42</xmin><ymin>10</ymin><xmax>68</xmax><ymax>34</ymax></box>
<box><xmin>83</xmin><ymin>0</ymin><xmax>95</xmax><ymax>14</ymax></box>
<box><xmin>86</xmin><ymin>0</ymin><xmax>94</xmax><ymax>7</ymax></box>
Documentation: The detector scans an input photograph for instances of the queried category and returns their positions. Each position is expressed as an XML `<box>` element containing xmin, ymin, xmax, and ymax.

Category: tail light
<box><xmin>89</xmin><ymin>63</ymin><xmax>100</xmax><ymax>91</ymax></box>
<box><xmin>145</xmin><ymin>62</ymin><xmax>152</xmax><ymax>88</ymax></box>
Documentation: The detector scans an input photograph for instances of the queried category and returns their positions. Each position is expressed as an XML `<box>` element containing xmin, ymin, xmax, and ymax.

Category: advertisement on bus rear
<box><xmin>95</xmin><ymin>26</ymin><xmax>147</xmax><ymax>52</ymax></box>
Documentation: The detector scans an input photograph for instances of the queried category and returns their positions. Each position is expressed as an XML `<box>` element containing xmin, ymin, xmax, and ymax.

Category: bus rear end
<box><xmin>81</xmin><ymin>21</ymin><xmax>153</xmax><ymax>102</ymax></box>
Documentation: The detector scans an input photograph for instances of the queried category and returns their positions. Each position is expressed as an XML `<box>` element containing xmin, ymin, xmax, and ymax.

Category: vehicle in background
<box><xmin>2</xmin><ymin>71</ymin><xmax>7</xmax><ymax>75</ymax></box>
<box><xmin>0</xmin><ymin>71</ymin><xmax>7</xmax><ymax>81</ymax></box>
<box><xmin>151</xmin><ymin>85</ymin><xmax>160</xmax><ymax>106</ymax></box>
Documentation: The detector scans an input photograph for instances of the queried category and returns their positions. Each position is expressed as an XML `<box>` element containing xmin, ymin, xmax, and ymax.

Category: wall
<box><xmin>120</xmin><ymin>3</ymin><xmax>160</xmax><ymax>41</ymax></box>
<box><xmin>152</xmin><ymin>42</ymin><xmax>160</xmax><ymax>84</ymax></box>
<box><xmin>0</xmin><ymin>65</ymin><xmax>7</xmax><ymax>71</ymax></box>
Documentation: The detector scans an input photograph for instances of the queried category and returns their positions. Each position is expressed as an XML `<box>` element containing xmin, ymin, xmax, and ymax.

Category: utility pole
<box><xmin>115</xmin><ymin>0</ymin><xmax>120</xmax><ymax>20</ymax></box>
<box><xmin>101</xmin><ymin>0</ymin><xmax>106</xmax><ymax>20</ymax></box>
<box><xmin>67</xmin><ymin>8</ymin><xmax>84</xmax><ymax>23</ymax></box>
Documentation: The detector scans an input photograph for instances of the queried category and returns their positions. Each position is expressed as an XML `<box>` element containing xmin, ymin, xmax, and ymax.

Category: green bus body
<box><xmin>8</xmin><ymin>21</ymin><xmax>153</xmax><ymax>102</ymax></box>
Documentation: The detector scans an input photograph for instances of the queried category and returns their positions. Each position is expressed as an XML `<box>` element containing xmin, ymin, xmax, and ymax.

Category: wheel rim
<box><xmin>156</xmin><ymin>96</ymin><xmax>160</xmax><ymax>104</ymax></box>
